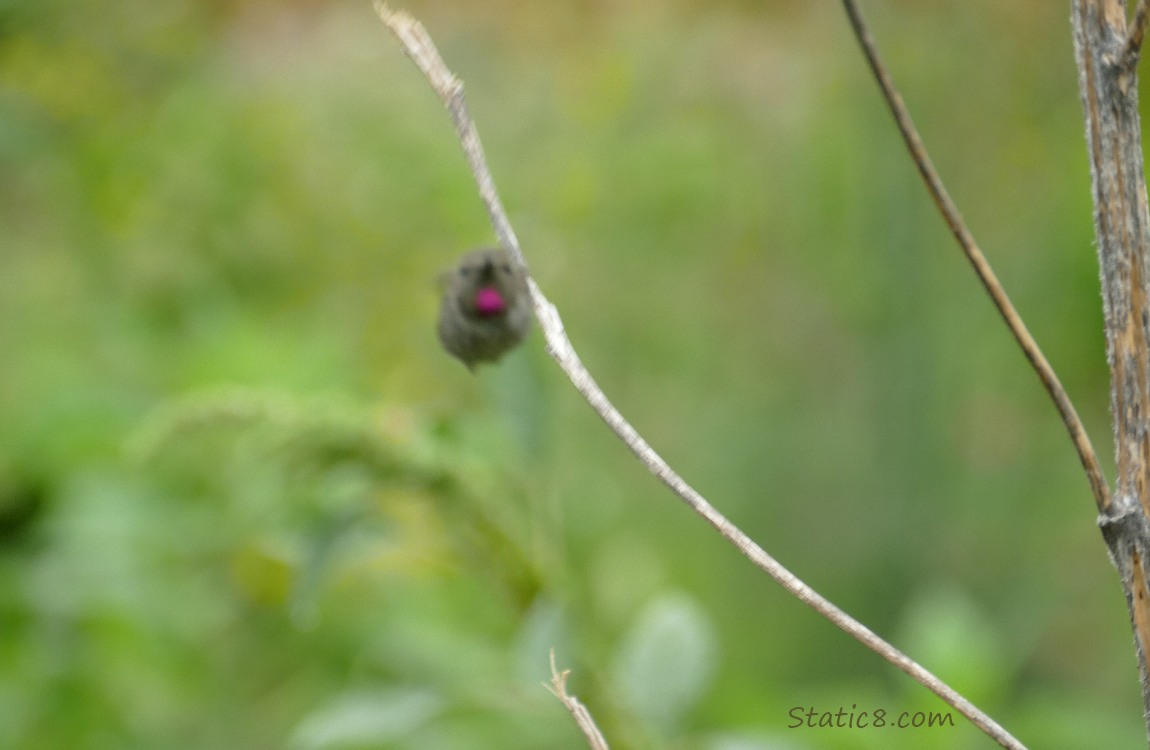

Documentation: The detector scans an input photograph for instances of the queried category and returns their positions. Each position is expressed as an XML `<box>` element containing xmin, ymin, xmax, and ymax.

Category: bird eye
<box><xmin>500</xmin><ymin>263</ymin><xmax>512</xmax><ymax>274</ymax></box>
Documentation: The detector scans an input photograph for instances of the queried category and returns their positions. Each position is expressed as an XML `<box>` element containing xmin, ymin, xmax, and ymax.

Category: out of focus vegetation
<box><xmin>0</xmin><ymin>0</ymin><xmax>1142</xmax><ymax>747</ymax></box>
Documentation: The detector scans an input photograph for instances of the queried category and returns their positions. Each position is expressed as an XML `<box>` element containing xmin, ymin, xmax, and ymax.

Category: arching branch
<box><xmin>374</xmin><ymin>4</ymin><xmax>1025</xmax><ymax>748</ymax></box>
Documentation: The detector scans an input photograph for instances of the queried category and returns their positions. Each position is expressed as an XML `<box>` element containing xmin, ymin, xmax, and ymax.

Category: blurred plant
<box><xmin>2</xmin><ymin>0</ymin><xmax>1143</xmax><ymax>747</ymax></box>
<box><xmin>131</xmin><ymin>387</ymin><xmax>546</xmax><ymax>617</ymax></box>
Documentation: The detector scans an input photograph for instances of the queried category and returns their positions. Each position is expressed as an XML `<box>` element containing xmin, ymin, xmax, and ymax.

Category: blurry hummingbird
<box><xmin>437</xmin><ymin>247</ymin><xmax>532</xmax><ymax>370</ymax></box>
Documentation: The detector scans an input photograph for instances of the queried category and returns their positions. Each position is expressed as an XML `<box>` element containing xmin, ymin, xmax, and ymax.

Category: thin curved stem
<box><xmin>374</xmin><ymin>4</ymin><xmax>1026</xmax><ymax>748</ymax></box>
<box><xmin>841</xmin><ymin>0</ymin><xmax>1112</xmax><ymax>514</ymax></box>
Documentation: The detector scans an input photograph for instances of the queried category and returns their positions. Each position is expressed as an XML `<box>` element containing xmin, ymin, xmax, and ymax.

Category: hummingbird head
<box><xmin>437</xmin><ymin>246</ymin><xmax>532</xmax><ymax>370</ymax></box>
<box><xmin>455</xmin><ymin>250</ymin><xmax>520</xmax><ymax>318</ymax></box>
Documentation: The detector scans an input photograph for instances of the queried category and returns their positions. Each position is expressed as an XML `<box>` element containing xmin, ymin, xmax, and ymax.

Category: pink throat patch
<box><xmin>474</xmin><ymin>286</ymin><xmax>506</xmax><ymax>315</ymax></box>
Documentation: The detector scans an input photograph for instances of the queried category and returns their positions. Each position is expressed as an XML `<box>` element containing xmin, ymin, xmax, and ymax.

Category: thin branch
<box><xmin>374</xmin><ymin>2</ymin><xmax>524</xmax><ymax>271</ymax></box>
<box><xmin>546</xmin><ymin>650</ymin><xmax>610</xmax><ymax>750</ymax></box>
<box><xmin>1126</xmin><ymin>0</ymin><xmax>1150</xmax><ymax>63</ymax></box>
<box><xmin>374</xmin><ymin>4</ymin><xmax>1026</xmax><ymax>748</ymax></box>
<box><xmin>841</xmin><ymin>0</ymin><xmax>1112</xmax><ymax>514</ymax></box>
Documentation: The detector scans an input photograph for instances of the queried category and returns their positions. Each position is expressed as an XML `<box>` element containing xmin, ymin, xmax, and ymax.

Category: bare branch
<box><xmin>374</xmin><ymin>4</ymin><xmax>1026</xmax><ymax>748</ymax></box>
<box><xmin>840</xmin><ymin>0</ymin><xmax>1111</xmax><ymax>513</ymax></box>
<box><xmin>546</xmin><ymin>650</ymin><xmax>610</xmax><ymax>750</ymax></box>
<box><xmin>1073</xmin><ymin>0</ymin><xmax>1150</xmax><ymax>735</ymax></box>
<box><xmin>373</xmin><ymin>1</ymin><xmax>525</xmax><ymax>272</ymax></box>
<box><xmin>1126</xmin><ymin>0</ymin><xmax>1150</xmax><ymax>63</ymax></box>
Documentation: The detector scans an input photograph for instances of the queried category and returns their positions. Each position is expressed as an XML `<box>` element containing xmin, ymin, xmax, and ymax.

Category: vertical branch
<box><xmin>1072</xmin><ymin>0</ymin><xmax>1150</xmax><ymax>737</ymax></box>
<box><xmin>1076</xmin><ymin>0</ymin><xmax>1150</xmax><ymax>518</ymax></box>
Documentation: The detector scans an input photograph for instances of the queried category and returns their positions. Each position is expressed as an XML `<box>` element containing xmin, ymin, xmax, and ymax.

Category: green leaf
<box><xmin>613</xmin><ymin>591</ymin><xmax>718</xmax><ymax>730</ymax></box>
<box><xmin>288</xmin><ymin>687</ymin><xmax>444</xmax><ymax>750</ymax></box>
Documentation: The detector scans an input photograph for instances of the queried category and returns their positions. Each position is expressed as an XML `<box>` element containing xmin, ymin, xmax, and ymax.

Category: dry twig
<box><xmin>841</xmin><ymin>0</ymin><xmax>1111</xmax><ymax>513</ymax></box>
<box><xmin>374</xmin><ymin>3</ymin><xmax>1025</xmax><ymax>748</ymax></box>
<box><xmin>546</xmin><ymin>650</ymin><xmax>610</xmax><ymax>750</ymax></box>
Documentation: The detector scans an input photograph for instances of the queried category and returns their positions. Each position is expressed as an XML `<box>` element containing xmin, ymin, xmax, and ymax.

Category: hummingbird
<box><xmin>437</xmin><ymin>247</ymin><xmax>532</xmax><ymax>370</ymax></box>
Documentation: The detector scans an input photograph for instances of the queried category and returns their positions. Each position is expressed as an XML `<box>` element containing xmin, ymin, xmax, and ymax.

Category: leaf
<box><xmin>895</xmin><ymin>585</ymin><xmax>1010</xmax><ymax>702</ymax></box>
<box><xmin>613</xmin><ymin>592</ymin><xmax>718</xmax><ymax>730</ymax></box>
<box><xmin>287</xmin><ymin>687</ymin><xmax>444</xmax><ymax>750</ymax></box>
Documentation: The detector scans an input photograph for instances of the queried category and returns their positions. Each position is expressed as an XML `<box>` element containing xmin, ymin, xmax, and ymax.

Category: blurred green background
<box><xmin>0</xmin><ymin>0</ymin><xmax>1141</xmax><ymax>747</ymax></box>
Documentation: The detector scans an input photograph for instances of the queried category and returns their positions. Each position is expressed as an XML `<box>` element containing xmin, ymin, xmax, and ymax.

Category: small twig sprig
<box><xmin>546</xmin><ymin>650</ymin><xmax>610</xmax><ymax>750</ymax></box>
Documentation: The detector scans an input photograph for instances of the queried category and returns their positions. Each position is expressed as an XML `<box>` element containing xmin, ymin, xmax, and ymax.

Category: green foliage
<box><xmin>0</xmin><ymin>0</ymin><xmax>1143</xmax><ymax>748</ymax></box>
<box><xmin>614</xmin><ymin>592</ymin><xmax>718</xmax><ymax>734</ymax></box>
